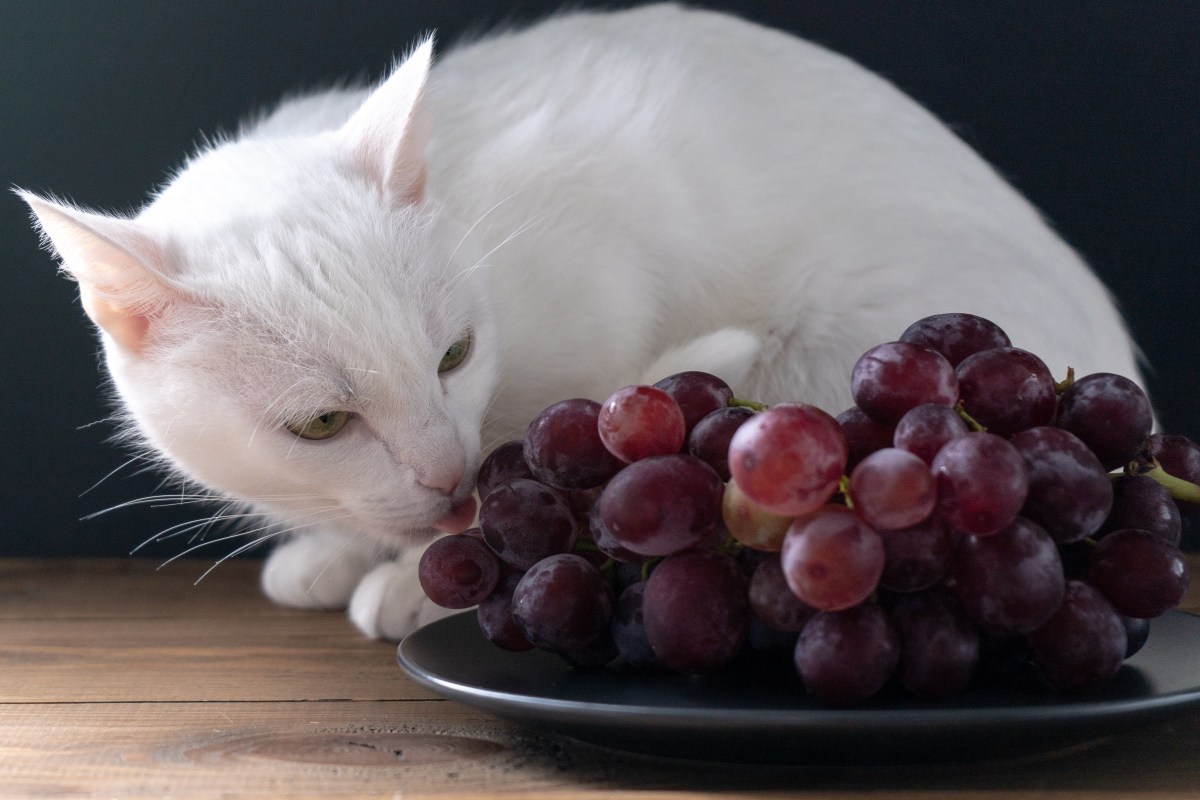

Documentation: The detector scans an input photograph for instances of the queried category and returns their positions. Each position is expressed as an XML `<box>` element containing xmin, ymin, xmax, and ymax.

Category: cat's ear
<box><xmin>339</xmin><ymin>35</ymin><xmax>435</xmax><ymax>205</ymax></box>
<box><xmin>19</xmin><ymin>191</ymin><xmax>175</xmax><ymax>355</ymax></box>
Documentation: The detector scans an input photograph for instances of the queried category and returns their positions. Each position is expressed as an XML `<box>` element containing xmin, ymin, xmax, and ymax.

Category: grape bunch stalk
<box><xmin>419</xmin><ymin>313</ymin><xmax>1198</xmax><ymax>706</ymax></box>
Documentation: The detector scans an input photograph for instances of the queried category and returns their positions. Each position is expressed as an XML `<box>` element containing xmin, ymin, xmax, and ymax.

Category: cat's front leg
<box><xmin>260</xmin><ymin>528</ymin><xmax>385</xmax><ymax>610</ymax></box>
<box><xmin>348</xmin><ymin>544</ymin><xmax>457</xmax><ymax>639</ymax></box>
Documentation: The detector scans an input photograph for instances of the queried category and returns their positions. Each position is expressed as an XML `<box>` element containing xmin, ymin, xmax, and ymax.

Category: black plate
<box><xmin>397</xmin><ymin>610</ymin><xmax>1200</xmax><ymax>764</ymax></box>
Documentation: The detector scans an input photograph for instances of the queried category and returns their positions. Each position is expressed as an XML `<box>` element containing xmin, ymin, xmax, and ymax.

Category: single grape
<box><xmin>524</xmin><ymin>398</ymin><xmax>624</xmax><ymax>489</ymax></box>
<box><xmin>476</xmin><ymin>440</ymin><xmax>534</xmax><ymax>500</ymax></box>
<box><xmin>1122</xmin><ymin>615</ymin><xmax>1151</xmax><ymax>659</ymax></box>
<box><xmin>478</xmin><ymin>478</ymin><xmax>580</xmax><ymax>570</ymax></box>
<box><xmin>890</xmin><ymin>590</ymin><xmax>979</xmax><ymax>699</ymax></box>
<box><xmin>1010</xmin><ymin>426</ymin><xmax>1114</xmax><ymax>543</ymax></box>
<box><xmin>1056</xmin><ymin>373</ymin><xmax>1154</xmax><ymax>471</ymax></box>
<box><xmin>899</xmin><ymin>312</ymin><xmax>1011</xmax><ymax>366</ymax></box>
<box><xmin>598</xmin><ymin>384</ymin><xmax>687</xmax><ymax>463</ymax></box>
<box><xmin>1028</xmin><ymin>580</ymin><xmax>1127</xmax><ymax>693</ymax></box>
<box><xmin>952</xmin><ymin>517</ymin><xmax>1065</xmax><ymax>633</ymax></box>
<box><xmin>611</xmin><ymin>581</ymin><xmax>658</xmax><ymax>668</ymax></box>
<box><xmin>587</xmin><ymin>503</ymin><xmax>644</xmax><ymax>563</ymax></box>
<box><xmin>653</xmin><ymin>371</ymin><xmax>734</xmax><ymax>433</ymax></box>
<box><xmin>1098</xmin><ymin>474</ymin><xmax>1182</xmax><ymax>546</ymax></box>
<box><xmin>794</xmin><ymin>602</ymin><xmax>899</xmax><ymax>706</ymax></box>
<box><xmin>848</xmin><ymin>447</ymin><xmax>936</xmax><ymax>530</ymax></box>
<box><xmin>892</xmin><ymin>403</ymin><xmax>969</xmax><ymax>465</ymax></box>
<box><xmin>688</xmin><ymin>405</ymin><xmax>755</xmax><ymax>480</ymax></box>
<box><xmin>955</xmin><ymin>347</ymin><xmax>1057</xmax><ymax>437</ymax></box>
<box><xmin>1145</xmin><ymin>433</ymin><xmax>1200</xmax><ymax>514</ymax></box>
<box><xmin>851</xmin><ymin>341</ymin><xmax>959</xmax><ymax>425</ymax></box>
<box><xmin>1088</xmin><ymin>529</ymin><xmax>1189</xmax><ymax>618</ymax></box>
<box><xmin>727</xmin><ymin>403</ymin><xmax>848</xmax><ymax>516</ymax></box>
<box><xmin>931</xmin><ymin>432</ymin><xmax>1029</xmax><ymax>536</ymax></box>
<box><xmin>748</xmin><ymin>553</ymin><xmax>818</xmax><ymax>632</ymax></box>
<box><xmin>836</xmin><ymin>406</ymin><xmax>897</xmax><ymax>470</ymax></box>
<box><xmin>597</xmin><ymin>454</ymin><xmax>724</xmax><ymax>557</ymax></box>
<box><xmin>476</xmin><ymin>566</ymin><xmax>535</xmax><ymax>652</ymax></box>
<box><xmin>721</xmin><ymin>478</ymin><xmax>793</xmax><ymax>552</ymax></box>
<box><xmin>511</xmin><ymin>554</ymin><xmax>614</xmax><ymax>653</ymax></box>
<box><xmin>417</xmin><ymin>531</ymin><xmax>502</xmax><ymax>609</ymax></box>
<box><xmin>878</xmin><ymin>516</ymin><xmax>954</xmax><ymax>593</ymax></box>
<box><xmin>643</xmin><ymin>549</ymin><xmax>750</xmax><ymax>673</ymax></box>
<box><xmin>781</xmin><ymin>506</ymin><xmax>885</xmax><ymax>611</ymax></box>
<box><xmin>560</xmin><ymin>627</ymin><xmax>620</xmax><ymax>668</ymax></box>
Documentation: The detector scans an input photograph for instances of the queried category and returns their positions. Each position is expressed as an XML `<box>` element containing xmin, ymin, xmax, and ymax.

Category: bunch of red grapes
<box><xmin>419</xmin><ymin>313</ymin><xmax>1197</xmax><ymax>706</ymax></box>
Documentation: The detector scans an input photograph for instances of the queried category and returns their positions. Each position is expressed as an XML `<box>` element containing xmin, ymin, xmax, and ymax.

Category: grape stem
<box><xmin>838</xmin><ymin>474</ymin><xmax>855</xmax><ymax>510</ymax></box>
<box><xmin>728</xmin><ymin>397</ymin><xmax>768</xmax><ymax>412</ymax></box>
<box><xmin>953</xmin><ymin>400</ymin><xmax>987</xmax><ymax>433</ymax></box>
<box><xmin>1054</xmin><ymin>366</ymin><xmax>1077</xmax><ymax>395</ymax></box>
<box><xmin>1129</xmin><ymin>458</ymin><xmax>1200</xmax><ymax>505</ymax></box>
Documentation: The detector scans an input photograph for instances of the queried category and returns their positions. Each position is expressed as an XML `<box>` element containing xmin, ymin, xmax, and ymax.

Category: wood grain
<box><xmin>1</xmin><ymin>556</ymin><xmax>1199</xmax><ymax>799</ymax></box>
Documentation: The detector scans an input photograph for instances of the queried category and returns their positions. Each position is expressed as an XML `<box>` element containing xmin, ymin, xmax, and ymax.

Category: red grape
<box><xmin>851</xmin><ymin>341</ymin><xmax>959</xmax><ymax>425</ymax></box>
<box><xmin>952</xmin><ymin>517</ymin><xmax>1064</xmax><ymax>633</ymax></box>
<box><xmin>848</xmin><ymin>447</ymin><xmax>936</xmax><ymax>530</ymax></box>
<box><xmin>878</xmin><ymin>516</ymin><xmax>954</xmax><ymax>593</ymax></box>
<box><xmin>524</xmin><ymin>398</ymin><xmax>623</xmax><ymax>489</ymax></box>
<box><xmin>955</xmin><ymin>347</ymin><xmax>1057</xmax><ymax>437</ymax></box>
<box><xmin>511</xmin><ymin>554</ymin><xmax>613</xmax><ymax>653</ymax></box>
<box><xmin>748</xmin><ymin>553</ymin><xmax>818</xmax><ymax>632</ymax></box>
<box><xmin>1010</xmin><ymin>426</ymin><xmax>1113</xmax><ymax>543</ymax></box>
<box><xmin>836</xmin><ymin>406</ymin><xmax>897</xmax><ymax>469</ymax></box>
<box><xmin>1098</xmin><ymin>474</ymin><xmax>1182</xmax><ymax>545</ymax></box>
<box><xmin>1056</xmin><ymin>373</ymin><xmax>1154</xmax><ymax>471</ymax></box>
<box><xmin>653</xmin><ymin>371</ymin><xmax>734</xmax><ymax>432</ymax></box>
<box><xmin>727</xmin><ymin>403</ymin><xmax>848</xmax><ymax>516</ymax></box>
<box><xmin>1088</xmin><ymin>529</ymin><xmax>1189</xmax><ymax>618</ymax></box>
<box><xmin>1145</xmin><ymin>433</ymin><xmax>1200</xmax><ymax>514</ymax></box>
<box><xmin>643</xmin><ymin>549</ymin><xmax>750</xmax><ymax>673</ymax></box>
<box><xmin>687</xmin><ymin>405</ymin><xmax>754</xmax><ymax>480</ymax></box>
<box><xmin>781</xmin><ymin>506</ymin><xmax>885</xmax><ymax>611</ymax></box>
<box><xmin>1028</xmin><ymin>580</ymin><xmax>1127</xmax><ymax>693</ymax></box>
<box><xmin>597</xmin><ymin>454</ymin><xmax>724</xmax><ymax>556</ymax></box>
<box><xmin>598</xmin><ymin>384</ymin><xmax>687</xmax><ymax>463</ymax></box>
<box><xmin>931</xmin><ymin>432</ymin><xmax>1029</xmax><ymax>536</ymax></box>
<box><xmin>476</xmin><ymin>440</ymin><xmax>534</xmax><ymax>499</ymax></box>
<box><xmin>892</xmin><ymin>403</ymin><xmax>969</xmax><ymax>465</ymax></box>
<box><xmin>890</xmin><ymin>590</ymin><xmax>979</xmax><ymax>699</ymax></box>
<box><xmin>794</xmin><ymin>602</ymin><xmax>899</xmax><ymax>706</ymax></box>
<box><xmin>478</xmin><ymin>478</ymin><xmax>579</xmax><ymax>570</ymax></box>
<box><xmin>899</xmin><ymin>312</ymin><xmax>1012</xmax><ymax>366</ymax></box>
<box><xmin>417</xmin><ymin>532</ymin><xmax>502</xmax><ymax>609</ymax></box>
<box><xmin>476</xmin><ymin>566</ymin><xmax>534</xmax><ymax>652</ymax></box>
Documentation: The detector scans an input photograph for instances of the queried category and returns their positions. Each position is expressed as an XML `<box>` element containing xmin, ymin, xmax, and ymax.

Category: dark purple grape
<box><xmin>1056</xmin><ymin>373</ymin><xmax>1154</xmax><ymax>471</ymax></box>
<box><xmin>851</xmin><ymin>341</ymin><xmax>959</xmax><ymax>425</ymax></box>
<box><xmin>643</xmin><ymin>549</ymin><xmax>750</xmax><ymax>673</ymax></box>
<box><xmin>475</xmin><ymin>440</ymin><xmax>534</xmax><ymax>500</ymax></box>
<box><xmin>417</xmin><ymin>532</ymin><xmax>502</xmax><ymax>609</ymax></box>
<box><xmin>1098</xmin><ymin>474</ymin><xmax>1182</xmax><ymax>546</ymax></box>
<box><xmin>878</xmin><ymin>516</ymin><xmax>954</xmax><ymax>593</ymax></box>
<box><xmin>1145</xmin><ymin>433</ymin><xmax>1200</xmax><ymax>514</ymax></box>
<box><xmin>511</xmin><ymin>554</ymin><xmax>613</xmax><ymax>653</ymax></box>
<box><xmin>899</xmin><ymin>312</ymin><xmax>1012</xmax><ymax>367</ymax></box>
<box><xmin>931</xmin><ymin>432</ymin><xmax>1029</xmax><ymax>536</ymax></box>
<box><xmin>612</xmin><ymin>581</ymin><xmax>658</xmax><ymax>668</ymax></box>
<box><xmin>1028</xmin><ymin>580</ymin><xmax>1127</xmax><ymax>693</ymax></box>
<box><xmin>748</xmin><ymin>553</ymin><xmax>818</xmax><ymax>632</ymax></box>
<box><xmin>794</xmin><ymin>602</ymin><xmax>899</xmax><ymax>706</ymax></box>
<box><xmin>653</xmin><ymin>371</ymin><xmax>734</xmax><ymax>433</ymax></box>
<box><xmin>587</xmin><ymin>503</ymin><xmax>643</xmax><ymax>563</ymax></box>
<box><xmin>688</xmin><ymin>405</ymin><xmax>755</xmax><ymax>480</ymax></box>
<box><xmin>955</xmin><ymin>347</ymin><xmax>1057</xmax><ymax>437</ymax></box>
<box><xmin>836</xmin><ymin>406</ymin><xmax>897</xmax><ymax>470</ymax></box>
<box><xmin>848</xmin><ymin>447</ymin><xmax>936</xmax><ymax>531</ymax></box>
<box><xmin>597</xmin><ymin>454</ymin><xmax>723</xmax><ymax>557</ymax></box>
<box><xmin>560</xmin><ymin>627</ymin><xmax>620</xmax><ymax>668</ymax></box>
<box><xmin>476</xmin><ymin>567</ymin><xmax>534</xmax><ymax>652</ymax></box>
<box><xmin>478</xmin><ymin>478</ymin><xmax>579</xmax><ymax>570</ymax></box>
<box><xmin>598</xmin><ymin>384</ymin><xmax>686</xmax><ymax>463</ymax></box>
<box><xmin>1122</xmin><ymin>615</ymin><xmax>1151</xmax><ymax>659</ymax></box>
<box><xmin>523</xmin><ymin>398</ymin><xmax>623</xmax><ymax>489</ymax></box>
<box><xmin>890</xmin><ymin>590</ymin><xmax>979</xmax><ymax>699</ymax></box>
<box><xmin>1088</xmin><ymin>529</ymin><xmax>1189</xmax><ymax>618</ymax></box>
<box><xmin>1010</xmin><ymin>426</ymin><xmax>1114</xmax><ymax>543</ymax></box>
<box><xmin>952</xmin><ymin>517</ymin><xmax>1065</xmax><ymax>633</ymax></box>
<box><xmin>781</xmin><ymin>506</ymin><xmax>885</xmax><ymax>611</ymax></box>
<box><xmin>893</xmin><ymin>403</ymin><xmax>969</xmax><ymax>465</ymax></box>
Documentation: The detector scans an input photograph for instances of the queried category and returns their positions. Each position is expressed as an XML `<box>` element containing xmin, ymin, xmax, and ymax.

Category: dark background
<box><xmin>2</xmin><ymin>1</ymin><xmax>1196</xmax><ymax>559</ymax></box>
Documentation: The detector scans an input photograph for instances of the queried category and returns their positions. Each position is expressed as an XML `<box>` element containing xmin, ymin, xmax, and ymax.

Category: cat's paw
<box><xmin>347</xmin><ymin>547</ymin><xmax>456</xmax><ymax>640</ymax></box>
<box><xmin>639</xmin><ymin>327</ymin><xmax>761</xmax><ymax>388</ymax></box>
<box><xmin>261</xmin><ymin>530</ymin><xmax>381</xmax><ymax>610</ymax></box>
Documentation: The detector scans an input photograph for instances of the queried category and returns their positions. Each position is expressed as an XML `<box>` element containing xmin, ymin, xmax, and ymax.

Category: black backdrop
<box><xmin>2</xmin><ymin>1</ymin><xmax>1196</xmax><ymax>558</ymax></box>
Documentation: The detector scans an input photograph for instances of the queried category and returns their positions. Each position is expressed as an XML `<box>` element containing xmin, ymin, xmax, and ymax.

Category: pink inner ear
<box><xmin>80</xmin><ymin>289</ymin><xmax>151</xmax><ymax>355</ymax></box>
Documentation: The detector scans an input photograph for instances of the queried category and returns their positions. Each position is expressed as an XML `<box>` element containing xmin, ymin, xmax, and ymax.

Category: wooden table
<box><xmin>2</xmin><ymin>556</ymin><xmax>1199</xmax><ymax>799</ymax></box>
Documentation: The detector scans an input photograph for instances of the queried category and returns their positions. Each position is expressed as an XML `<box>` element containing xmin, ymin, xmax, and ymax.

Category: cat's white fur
<box><xmin>22</xmin><ymin>4</ymin><xmax>1141</xmax><ymax>639</ymax></box>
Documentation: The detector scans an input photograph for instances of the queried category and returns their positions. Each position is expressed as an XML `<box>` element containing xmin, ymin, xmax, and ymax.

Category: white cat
<box><xmin>21</xmin><ymin>4</ymin><xmax>1141</xmax><ymax>639</ymax></box>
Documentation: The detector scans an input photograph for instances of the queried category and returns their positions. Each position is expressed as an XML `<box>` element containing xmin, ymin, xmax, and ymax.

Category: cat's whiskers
<box><xmin>444</xmin><ymin>187</ymin><xmax>533</xmax><ymax>272</ymax></box>
<box><xmin>450</xmin><ymin>212</ymin><xmax>551</xmax><ymax>286</ymax></box>
<box><xmin>154</xmin><ymin>504</ymin><xmax>348</xmax><ymax>570</ymax></box>
<box><xmin>304</xmin><ymin>528</ymin><xmax>375</xmax><ymax>597</ymax></box>
<box><xmin>192</xmin><ymin>510</ymin><xmax>359</xmax><ymax>585</ymax></box>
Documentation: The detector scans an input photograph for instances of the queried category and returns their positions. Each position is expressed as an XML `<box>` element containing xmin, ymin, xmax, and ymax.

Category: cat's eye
<box><xmin>286</xmin><ymin>410</ymin><xmax>351</xmax><ymax>440</ymax></box>
<box><xmin>438</xmin><ymin>328</ymin><xmax>473</xmax><ymax>373</ymax></box>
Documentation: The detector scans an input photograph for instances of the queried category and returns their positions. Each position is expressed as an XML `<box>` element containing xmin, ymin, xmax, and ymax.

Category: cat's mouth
<box><xmin>432</xmin><ymin>494</ymin><xmax>477</xmax><ymax>534</ymax></box>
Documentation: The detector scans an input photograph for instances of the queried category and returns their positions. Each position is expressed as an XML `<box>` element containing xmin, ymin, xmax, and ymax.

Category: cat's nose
<box><xmin>417</xmin><ymin>462</ymin><xmax>465</xmax><ymax>495</ymax></box>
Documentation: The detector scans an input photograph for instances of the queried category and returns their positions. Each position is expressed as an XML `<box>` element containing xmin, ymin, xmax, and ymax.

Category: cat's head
<box><xmin>21</xmin><ymin>39</ymin><xmax>493</xmax><ymax>546</ymax></box>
